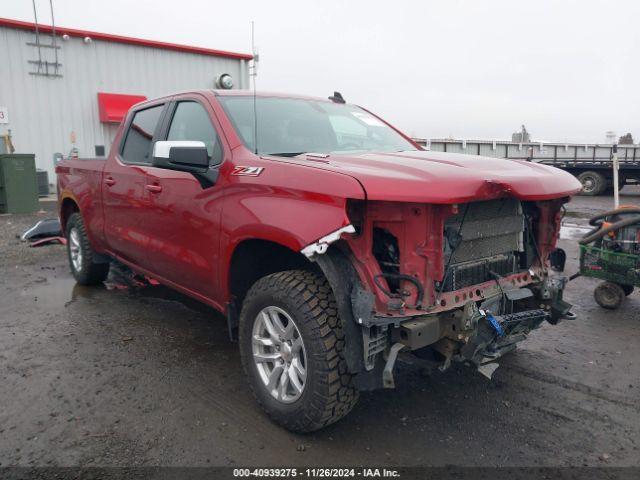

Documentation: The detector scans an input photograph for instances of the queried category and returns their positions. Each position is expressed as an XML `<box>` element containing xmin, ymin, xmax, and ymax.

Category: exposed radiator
<box><xmin>442</xmin><ymin>253</ymin><xmax>517</xmax><ymax>291</ymax></box>
<box><xmin>441</xmin><ymin>199</ymin><xmax>524</xmax><ymax>292</ymax></box>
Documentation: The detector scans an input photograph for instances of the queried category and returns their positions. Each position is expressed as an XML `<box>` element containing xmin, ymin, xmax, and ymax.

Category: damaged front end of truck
<box><xmin>304</xmin><ymin>195</ymin><xmax>575</xmax><ymax>389</ymax></box>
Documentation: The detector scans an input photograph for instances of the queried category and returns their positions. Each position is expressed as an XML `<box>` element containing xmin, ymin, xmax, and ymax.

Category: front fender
<box><xmin>219</xmin><ymin>187</ymin><xmax>356</xmax><ymax>299</ymax></box>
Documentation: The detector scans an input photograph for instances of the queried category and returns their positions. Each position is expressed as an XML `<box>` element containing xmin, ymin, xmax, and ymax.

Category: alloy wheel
<box><xmin>252</xmin><ymin>306</ymin><xmax>307</xmax><ymax>404</ymax></box>
<box><xmin>69</xmin><ymin>228</ymin><xmax>83</xmax><ymax>272</ymax></box>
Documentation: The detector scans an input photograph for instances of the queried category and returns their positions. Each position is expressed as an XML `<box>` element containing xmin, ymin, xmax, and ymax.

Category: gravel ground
<box><xmin>0</xmin><ymin>193</ymin><xmax>639</xmax><ymax>468</ymax></box>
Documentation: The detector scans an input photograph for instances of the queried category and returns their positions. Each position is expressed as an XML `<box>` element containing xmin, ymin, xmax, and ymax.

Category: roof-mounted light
<box><xmin>216</xmin><ymin>73</ymin><xmax>234</xmax><ymax>90</ymax></box>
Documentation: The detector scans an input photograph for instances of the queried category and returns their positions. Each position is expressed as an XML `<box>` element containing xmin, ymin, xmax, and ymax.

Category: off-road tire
<box><xmin>578</xmin><ymin>171</ymin><xmax>607</xmax><ymax>196</ymax></box>
<box><xmin>239</xmin><ymin>270</ymin><xmax>359</xmax><ymax>432</ymax></box>
<box><xmin>66</xmin><ymin>213</ymin><xmax>110</xmax><ymax>285</ymax></box>
<box><xmin>594</xmin><ymin>281</ymin><xmax>625</xmax><ymax>310</ymax></box>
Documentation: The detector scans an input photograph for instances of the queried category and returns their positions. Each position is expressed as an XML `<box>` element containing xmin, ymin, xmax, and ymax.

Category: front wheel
<box><xmin>239</xmin><ymin>270</ymin><xmax>359</xmax><ymax>432</ymax></box>
<box><xmin>66</xmin><ymin>213</ymin><xmax>110</xmax><ymax>285</ymax></box>
<box><xmin>594</xmin><ymin>281</ymin><xmax>625</xmax><ymax>310</ymax></box>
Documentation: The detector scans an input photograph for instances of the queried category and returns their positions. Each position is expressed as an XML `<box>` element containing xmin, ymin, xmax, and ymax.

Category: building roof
<box><xmin>0</xmin><ymin>17</ymin><xmax>253</xmax><ymax>61</ymax></box>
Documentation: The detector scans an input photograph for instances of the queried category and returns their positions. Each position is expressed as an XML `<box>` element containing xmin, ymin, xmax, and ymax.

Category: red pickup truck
<box><xmin>57</xmin><ymin>90</ymin><xmax>582</xmax><ymax>432</ymax></box>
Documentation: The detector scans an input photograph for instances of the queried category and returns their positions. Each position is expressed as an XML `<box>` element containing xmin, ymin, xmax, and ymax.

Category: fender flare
<box><xmin>58</xmin><ymin>193</ymin><xmax>109</xmax><ymax>262</ymax></box>
<box><xmin>222</xmin><ymin>229</ymin><xmax>310</xmax><ymax>295</ymax></box>
<box><xmin>313</xmin><ymin>248</ymin><xmax>366</xmax><ymax>374</ymax></box>
<box><xmin>58</xmin><ymin>192</ymin><xmax>80</xmax><ymax>230</ymax></box>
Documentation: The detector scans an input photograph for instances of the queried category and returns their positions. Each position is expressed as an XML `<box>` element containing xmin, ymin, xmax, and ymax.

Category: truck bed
<box><xmin>56</xmin><ymin>157</ymin><xmax>107</xmax><ymax>248</ymax></box>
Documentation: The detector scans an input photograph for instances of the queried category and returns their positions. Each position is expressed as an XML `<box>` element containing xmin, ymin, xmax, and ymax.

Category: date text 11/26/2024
<box><xmin>233</xmin><ymin>468</ymin><xmax>400</xmax><ymax>478</ymax></box>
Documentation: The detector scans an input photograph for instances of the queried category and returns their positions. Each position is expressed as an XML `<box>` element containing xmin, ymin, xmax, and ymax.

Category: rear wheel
<box><xmin>66</xmin><ymin>213</ymin><xmax>110</xmax><ymax>285</ymax></box>
<box><xmin>578</xmin><ymin>171</ymin><xmax>607</xmax><ymax>196</ymax></box>
<box><xmin>594</xmin><ymin>281</ymin><xmax>625</xmax><ymax>309</ymax></box>
<box><xmin>238</xmin><ymin>270</ymin><xmax>359</xmax><ymax>432</ymax></box>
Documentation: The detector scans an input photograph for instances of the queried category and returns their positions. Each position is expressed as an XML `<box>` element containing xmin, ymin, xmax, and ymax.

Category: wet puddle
<box><xmin>20</xmin><ymin>276</ymin><xmax>97</xmax><ymax>310</ymax></box>
<box><xmin>560</xmin><ymin>223</ymin><xmax>592</xmax><ymax>240</ymax></box>
<box><xmin>19</xmin><ymin>263</ymin><xmax>213</xmax><ymax>317</ymax></box>
<box><xmin>18</xmin><ymin>264</ymin><xmax>156</xmax><ymax>311</ymax></box>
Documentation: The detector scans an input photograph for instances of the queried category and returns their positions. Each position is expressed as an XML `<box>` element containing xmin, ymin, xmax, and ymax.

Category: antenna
<box><xmin>250</xmin><ymin>21</ymin><xmax>259</xmax><ymax>155</ymax></box>
<box><xmin>329</xmin><ymin>91</ymin><xmax>345</xmax><ymax>104</ymax></box>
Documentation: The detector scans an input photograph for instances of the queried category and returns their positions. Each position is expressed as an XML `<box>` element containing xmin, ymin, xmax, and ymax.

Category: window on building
<box><xmin>167</xmin><ymin>101</ymin><xmax>222</xmax><ymax>165</ymax></box>
<box><xmin>121</xmin><ymin>104</ymin><xmax>164</xmax><ymax>164</ymax></box>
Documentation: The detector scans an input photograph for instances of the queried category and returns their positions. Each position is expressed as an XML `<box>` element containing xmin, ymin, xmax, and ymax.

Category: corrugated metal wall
<box><xmin>0</xmin><ymin>26</ymin><xmax>249</xmax><ymax>185</ymax></box>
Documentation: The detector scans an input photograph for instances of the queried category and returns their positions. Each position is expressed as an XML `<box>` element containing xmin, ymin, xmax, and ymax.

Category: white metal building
<box><xmin>0</xmin><ymin>17</ymin><xmax>251</xmax><ymax>186</ymax></box>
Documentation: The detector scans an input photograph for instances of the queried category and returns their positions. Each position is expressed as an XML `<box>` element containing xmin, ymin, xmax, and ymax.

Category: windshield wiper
<box><xmin>266</xmin><ymin>152</ymin><xmax>307</xmax><ymax>157</ymax></box>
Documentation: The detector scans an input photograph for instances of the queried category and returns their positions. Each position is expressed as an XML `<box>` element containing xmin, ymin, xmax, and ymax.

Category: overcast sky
<box><xmin>3</xmin><ymin>0</ymin><xmax>639</xmax><ymax>143</ymax></box>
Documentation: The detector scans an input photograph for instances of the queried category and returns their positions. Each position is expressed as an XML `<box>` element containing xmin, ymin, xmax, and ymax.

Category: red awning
<box><xmin>97</xmin><ymin>92</ymin><xmax>147</xmax><ymax>123</ymax></box>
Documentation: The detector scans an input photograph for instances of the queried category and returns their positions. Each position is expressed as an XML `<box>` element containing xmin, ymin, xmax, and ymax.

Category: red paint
<box><xmin>56</xmin><ymin>90</ymin><xmax>582</xmax><ymax>318</ymax></box>
<box><xmin>97</xmin><ymin>93</ymin><xmax>147</xmax><ymax>123</ymax></box>
<box><xmin>0</xmin><ymin>17</ymin><xmax>253</xmax><ymax>60</ymax></box>
<box><xmin>299</xmin><ymin>151</ymin><xmax>581</xmax><ymax>203</ymax></box>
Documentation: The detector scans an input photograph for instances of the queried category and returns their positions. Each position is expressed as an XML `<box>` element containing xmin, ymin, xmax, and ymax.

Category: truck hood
<box><xmin>284</xmin><ymin>150</ymin><xmax>582</xmax><ymax>203</ymax></box>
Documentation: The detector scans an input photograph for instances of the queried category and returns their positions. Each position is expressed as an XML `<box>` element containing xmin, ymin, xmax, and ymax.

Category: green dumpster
<box><xmin>0</xmin><ymin>154</ymin><xmax>39</xmax><ymax>214</ymax></box>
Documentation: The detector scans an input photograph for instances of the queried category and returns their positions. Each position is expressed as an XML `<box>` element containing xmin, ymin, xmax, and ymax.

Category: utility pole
<box><xmin>612</xmin><ymin>144</ymin><xmax>620</xmax><ymax>209</ymax></box>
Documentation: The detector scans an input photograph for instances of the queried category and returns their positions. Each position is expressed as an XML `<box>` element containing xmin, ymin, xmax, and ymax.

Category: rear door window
<box><xmin>167</xmin><ymin>101</ymin><xmax>222</xmax><ymax>165</ymax></box>
<box><xmin>121</xmin><ymin>104</ymin><xmax>164</xmax><ymax>164</ymax></box>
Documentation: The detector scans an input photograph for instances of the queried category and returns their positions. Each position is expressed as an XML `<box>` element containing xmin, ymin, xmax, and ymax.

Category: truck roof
<box><xmin>211</xmin><ymin>90</ymin><xmax>334</xmax><ymax>103</ymax></box>
<box><xmin>134</xmin><ymin>89</ymin><xmax>338</xmax><ymax>106</ymax></box>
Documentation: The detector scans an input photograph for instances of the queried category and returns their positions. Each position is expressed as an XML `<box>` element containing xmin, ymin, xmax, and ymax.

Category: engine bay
<box><xmin>340</xmin><ymin>196</ymin><xmax>574</xmax><ymax>382</ymax></box>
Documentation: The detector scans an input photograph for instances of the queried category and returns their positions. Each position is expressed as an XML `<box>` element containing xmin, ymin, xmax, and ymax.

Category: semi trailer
<box><xmin>415</xmin><ymin>139</ymin><xmax>639</xmax><ymax>196</ymax></box>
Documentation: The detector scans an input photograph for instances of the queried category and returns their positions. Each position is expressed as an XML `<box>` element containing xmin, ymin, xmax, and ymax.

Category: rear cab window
<box><xmin>120</xmin><ymin>104</ymin><xmax>165</xmax><ymax>164</ymax></box>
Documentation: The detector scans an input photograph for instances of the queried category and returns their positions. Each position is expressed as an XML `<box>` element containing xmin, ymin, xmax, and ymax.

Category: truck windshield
<box><xmin>218</xmin><ymin>96</ymin><xmax>418</xmax><ymax>156</ymax></box>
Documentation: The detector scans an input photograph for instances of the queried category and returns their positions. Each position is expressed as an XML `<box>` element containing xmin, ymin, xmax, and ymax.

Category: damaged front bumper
<box><xmin>374</xmin><ymin>272</ymin><xmax>575</xmax><ymax>388</ymax></box>
<box><xmin>305</xmin><ymin>209</ymin><xmax>575</xmax><ymax>391</ymax></box>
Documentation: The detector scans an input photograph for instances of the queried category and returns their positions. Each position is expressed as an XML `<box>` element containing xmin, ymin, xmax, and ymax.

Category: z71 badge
<box><xmin>231</xmin><ymin>166</ymin><xmax>264</xmax><ymax>176</ymax></box>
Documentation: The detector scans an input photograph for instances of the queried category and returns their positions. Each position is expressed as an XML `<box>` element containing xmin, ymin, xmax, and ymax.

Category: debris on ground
<box><xmin>20</xmin><ymin>218</ymin><xmax>62</xmax><ymax>242</ymax></box>
<box><xmin>29</xmin><ymin>236</ymin><xmax>67</xmax><ymax>247</ymax></box>
<box><xmin>103</xmin><ymin>263</ymin><xmax>161</xmax><ymax>291</ymax></box>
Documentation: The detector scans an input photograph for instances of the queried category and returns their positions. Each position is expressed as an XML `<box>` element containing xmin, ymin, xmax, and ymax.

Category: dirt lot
<box><xmin>1</xmin><ymin>192</ymin><xmax>639</xmax><ymax>468</ymax></box>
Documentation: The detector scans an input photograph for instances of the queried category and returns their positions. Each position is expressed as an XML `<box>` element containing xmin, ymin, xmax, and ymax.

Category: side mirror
<box><xmin>152</xmin><ymin>141</ymin><xmax>209</xmax><ymax>173</ymax></box>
